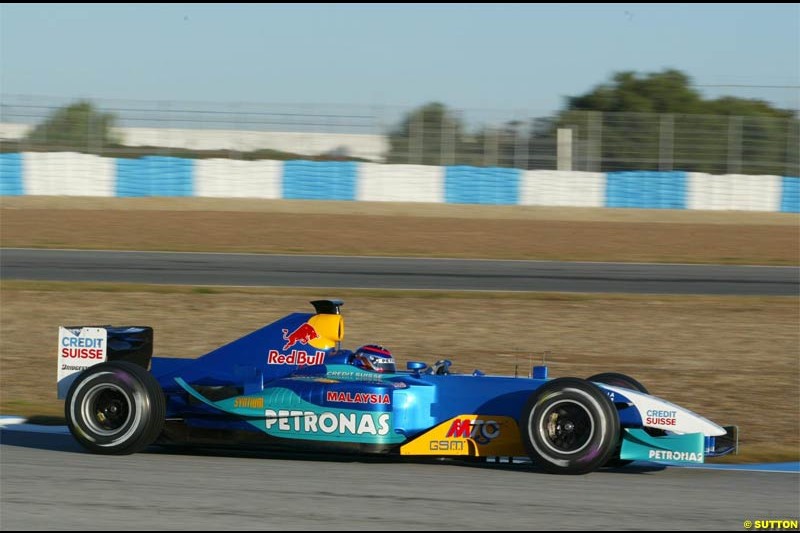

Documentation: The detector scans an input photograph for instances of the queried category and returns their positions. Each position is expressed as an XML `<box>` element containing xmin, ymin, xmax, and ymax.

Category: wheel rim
<box><xmin>537</xmin><ymin>399</ymin><xmax>595</xmax><ymax>454</ymax></box>
<box><xmin>82</xmin><ymin>383</ymin><xmax>132</xmax><ymax>436</ymax></box>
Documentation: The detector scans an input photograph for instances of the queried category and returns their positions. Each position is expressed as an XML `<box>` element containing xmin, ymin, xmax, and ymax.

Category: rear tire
<box><xmin>521</xmin><ymin>378</ymin><xmax>619</xmax><ymax>474</ymax></box>
<box><xmin>65</xmin><ymin>361</ymin><xmax>165</xmax><ymax>454</ymax></box>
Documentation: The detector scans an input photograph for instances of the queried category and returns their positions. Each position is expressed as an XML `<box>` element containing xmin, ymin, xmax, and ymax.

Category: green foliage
<box><xmin>26</xmin><ymin>100</ymin><xmax>121</xmax><ymax>149</ymax></box>
<box><xmin>568</xmin><ymin>70</ymin><xmax>704</xmax><ymax>114</ymax></box>
<box><xmin>553</xmin><ymin>69</ymin><xmax>798</xmax><ymax>174</ymax></box>
<box><xmin>386</xmin><ymin>102</ymin><xmax>464</xmax><ymax>165</ymax></box>
<box><xmin>387</xmin><ymin>70</ymin><xmax>798</xmax><ymax>174</ymax></box>
<box><xmin>704</xmin><ymin>96</ymin><xmax>794</xmax><ymax>119</ymax></box>
<box><xmin>386</xmin><ymin>102</ymin><xmax>524</xmax><ymax>167</ymax></box>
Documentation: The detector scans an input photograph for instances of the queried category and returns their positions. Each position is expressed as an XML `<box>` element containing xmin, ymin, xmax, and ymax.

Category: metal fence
<box><xmin>1</xmin><ymin>95</ymin><xmax>797</xmax><ymax>175</ymax></box>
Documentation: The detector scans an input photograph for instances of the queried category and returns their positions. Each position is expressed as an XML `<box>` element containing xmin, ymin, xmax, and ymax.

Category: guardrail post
<box><xmin>557</xmin><ymin>128</ymin><xmax>572</xmax><ymax>171</ymax></box>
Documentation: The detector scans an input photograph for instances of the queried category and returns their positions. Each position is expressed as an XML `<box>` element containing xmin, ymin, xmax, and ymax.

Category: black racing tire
<box><xmin>588</xmin><ymin>372</ymin><xmax>662</xmax><ymax>468</ymax></box>
<box><xmin>65</xmin><ymin>361</ymin><xmax>165</xmax><ymax>455</ymax></box>
<box><xmin>521</xmin><ymin>377</ymin><xmax>619</xmax><ymax>475</ymax></box>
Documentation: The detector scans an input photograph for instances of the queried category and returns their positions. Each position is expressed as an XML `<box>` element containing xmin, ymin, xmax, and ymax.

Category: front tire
<box><xmin>587</xmin><ymin>372</ymin><xmax>649</xmax><ymax>394</ymax></box>
<box><xmin>588</xmin><ymin>372</ymin><xmax>662</xmax><ymax>468</ymax></box>
<box><xmin>65</xmin><ymin>361</ymin><xmax>165</xmax><ymax>454</ymax></box>
<box><xmin>521</xmin><ymin>378</ymin><xmax>619</xmax><ymax>474</ymax></box>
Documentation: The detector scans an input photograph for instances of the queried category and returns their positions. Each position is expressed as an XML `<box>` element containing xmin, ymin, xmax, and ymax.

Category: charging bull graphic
<box><xmin>282</xmin><ymin>323</ymin><xmax>319</xmax><ymax>350</ymax></box>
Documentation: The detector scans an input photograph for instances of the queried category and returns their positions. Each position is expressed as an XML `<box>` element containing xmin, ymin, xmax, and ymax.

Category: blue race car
<box><xmin>57</xmin><ymin>300</ymin><xmax>737</xmax><ymax>474</ymax></box>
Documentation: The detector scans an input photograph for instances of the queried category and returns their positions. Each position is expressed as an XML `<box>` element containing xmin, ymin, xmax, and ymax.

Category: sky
<box><xmin>1</xmin><ymin>3</ymin><xmax>798</xmax><ymax>123</ymax></box>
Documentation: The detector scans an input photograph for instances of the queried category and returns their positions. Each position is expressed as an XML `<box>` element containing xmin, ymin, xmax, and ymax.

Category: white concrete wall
<box><xmin>0</xmin><ymin>123</ymin><xmax>389</xmax><ymax>162</ymax></box>
<box><xmin>520</xmin><ymin>170</ymin><xmax>605</xmax><ymax>207</ymax></box>
<box><xmin>357</xmin><ymin>163</ymin><xmax>444</xmax><ymax>202</ymax></box>
<box><xmin>688</xmin><ymin>173</ymin><xmax>781</xmax><ymax>211</ymax></box>
<box><xmin>121</xmin><ymin>128</ymin><xmax>389</xmax><ymax>162</ymax></box>
<box><xmin>22</xmin><ymin>152</ymin><xmax>115</xmax><ymax>196</ymax></box>
<box><xmin>0</xmin><ymin>123</ymin><xmax>31</xmax><ymax>141</ymax></box>
<box><xmin>194</xmin><ymin>159</ymin><xmax>282</xmax><ymax>198</ymax></box>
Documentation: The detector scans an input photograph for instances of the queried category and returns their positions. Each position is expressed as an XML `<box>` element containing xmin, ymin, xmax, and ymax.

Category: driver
<box><xmin>351</xmin><ymin>344</ymin><xmax>396</xmax><ymax>373</ymax></box>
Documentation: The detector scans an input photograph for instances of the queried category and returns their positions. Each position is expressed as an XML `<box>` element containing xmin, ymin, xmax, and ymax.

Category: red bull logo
<box><xmin>268</xmin><ymin>349</ymin><xmax>325</xmax><ymax>366</ymax></box>
<box><xmin>282</xmin><ymin>323</ymin><xmax>319</xmax><ymax>350</ymax></box>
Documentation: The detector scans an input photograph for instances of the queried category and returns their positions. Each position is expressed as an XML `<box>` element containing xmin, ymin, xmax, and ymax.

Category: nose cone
<box><xmin>599</xmin><ymin>384</ymin><xmax>726</xmax><ymax>436</ymax></box>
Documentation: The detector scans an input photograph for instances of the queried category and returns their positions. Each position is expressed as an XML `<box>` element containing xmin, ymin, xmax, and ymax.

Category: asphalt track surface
<box><xmin>1</xmin><ymin>425</ymin><xmax>798</xmax><ymax>531</ymax></box>
<box><xmin>2</xmin><ymin>248</ymin><xmax>799</xmax><ymax>295</ymax></box>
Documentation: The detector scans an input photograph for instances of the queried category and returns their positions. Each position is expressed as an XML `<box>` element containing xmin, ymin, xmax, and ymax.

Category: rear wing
<box><xmin>150</xmin><ymin>300</ymin><xmax>346</xmax><ymax>387</ymax></box>
<box><xmin>57</xmin><ymin>326</ymin><xmax>153</xmax><ymax>398</ymax></box>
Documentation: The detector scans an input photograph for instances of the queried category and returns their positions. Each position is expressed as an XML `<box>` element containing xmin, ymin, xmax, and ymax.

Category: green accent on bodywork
<box><xmin>175</xmin><ymin>377</ymin><xmax>264</xmax><ymax>417</ymax></box>
<box><xmin>620</xmin><ymin>429</ymin><xmax>705</xmax><ymax>463</ymax></box>
<box><xmin>174</xmin><ymin>377</ymin><xmax>405</xmax><ymax>445</ymax></box>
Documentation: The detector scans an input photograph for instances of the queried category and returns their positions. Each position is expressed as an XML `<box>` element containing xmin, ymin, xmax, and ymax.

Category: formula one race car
<box><xmin>57</xmin><ymin>300</ymin><xmax>737</xmax><ymax>474</ymax></box>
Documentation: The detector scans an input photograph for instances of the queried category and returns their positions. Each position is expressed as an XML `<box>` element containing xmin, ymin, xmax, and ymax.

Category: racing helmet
<box><xmin>352</xmin><ymin>344</ymin><xmax>396</xmax><ymax>373</ymax></box>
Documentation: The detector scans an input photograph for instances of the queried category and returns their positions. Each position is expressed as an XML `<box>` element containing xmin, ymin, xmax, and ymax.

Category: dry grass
<box><xmin>1</xmin><ymin>197</ymin><xmax>798</xmax><ymax>264</ymax></box>
<box><xmin>1</xmin><ymin>282</ymin><xmax>797</xmax><ymax>462</ymax></box>
<box><xmin>3</xmin><ymin>196</ymin><xmax>798</xmax><ymax>224</ymax></box>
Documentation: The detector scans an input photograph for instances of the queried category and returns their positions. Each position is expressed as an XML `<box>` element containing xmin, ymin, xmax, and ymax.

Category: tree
<box><xmin>386</xmin><ymin>70</ymin><xmax>798</xmax><ymax>173</ymax></box>
<box><xmin>548</xmin><ymin>69</ymin><xmax>797</xmax><ymax>173</ymax></box>
<box><xmin>386</xmin><ymin>102</ymin><xmax>466</xmax><ymax>166</ymax></box>
<box><xmin>567</xmin><ymin>69</ymin><xmax>704</xmax><ymax>114</ymax></box>
<box><xmin>26</xmin><ymin>100</ymin><xmax>120</xmax><ymax>150</ymax></box>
